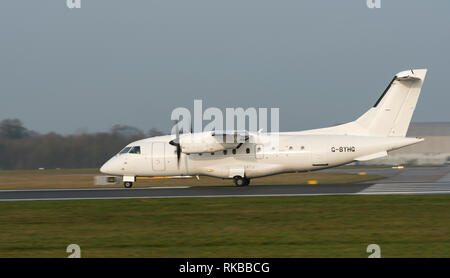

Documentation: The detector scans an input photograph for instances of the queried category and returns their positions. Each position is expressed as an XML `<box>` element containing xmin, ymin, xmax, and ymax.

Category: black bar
<box><xmin>0</xmin><ymin>258</ymin><xmax>445</xmax><ymax>277</ymax></box>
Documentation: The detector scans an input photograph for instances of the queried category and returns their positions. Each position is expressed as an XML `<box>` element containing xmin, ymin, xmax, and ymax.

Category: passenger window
<box><xmin>232</xmin><ymin>149</ymin><xmax>236</xmax><ymax>155</ymax></box>
<box><xmin>129</xmin><ymin>146</ymin><xmax>141</xmax><ymax>154</ymax></box>
<box><xmin>223</xmin><ymin>150</ymin><xmax>228</xmax><ymax>155</ymax></box>
<box><xmin>289</xmin><ymin>146</ymin><xmax>293</xmax><ymax>151</ymax></box>
<box><xmin>246</xmin><ymin>148</ymin><xmax>250</xmax><ymax>154</ymax></box>
<box><xmin>211</xmin><ymin>152</ymin><xmax>215</xmax><ymax>155</ymax></box>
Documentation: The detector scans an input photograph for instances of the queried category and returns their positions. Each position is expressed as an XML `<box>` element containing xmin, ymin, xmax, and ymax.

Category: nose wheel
<box><xmin>233</xmin><ymin>176</ymin><xmax>250</xmax><ymax>187</ymax></box>
<box><xmin>124</xmin><ymin>182</ymin><xmax>133</xmax><ymax>188</ymax></box>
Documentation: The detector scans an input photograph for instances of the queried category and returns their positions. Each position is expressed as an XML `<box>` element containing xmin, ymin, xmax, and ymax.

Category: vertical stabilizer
<box><xmin>356</xmin><ymin>69</ymin><xmax>427</xmax><ymax>137</ymax></box>
<box><xmin>292</xmin><ymin>69</ymin><xmax>428</xmax><ymax>138</ymax></box>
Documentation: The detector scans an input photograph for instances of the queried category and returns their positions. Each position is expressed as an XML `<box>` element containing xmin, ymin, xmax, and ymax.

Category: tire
<box><xmin>124</xmin><ymin>182</ymin><xmax>133</xmax><ymax>188</ymax></box>
<box><xmin>233</xmin><ymin>176</ymin><xmax>250</xmax><ymax>187</ymax></box>
<box><xmin>243</xmin><ymin>178</ymin><xmax>251</xmax><ymax>186</ymax></box>
<box><xmin>233</xmin><ymin>176</ymin><xmax>244</xmax><ymax>187</ymax></box>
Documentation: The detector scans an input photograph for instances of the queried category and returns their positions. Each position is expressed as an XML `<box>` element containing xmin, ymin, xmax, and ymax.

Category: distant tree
<box><xmin>26</xmin><ymin>130</ymin><xmax>40</xmax><ymax>137</ymax></box>
<box><xmin>0</xmin><ymin>119</ymin><xmax>29</xmax><ymax>139</ymax></box>
<box><xmin>110</xmin><ymin>124</ymin><xmax>144</xmax><ymax>138</ymax></box>
<box><xmin>148</xmin><ymin>128</ymin><xmax>164</xmax><ymax>137</ymax></box>
<box><xmin>0</xmin><ymin>144</ymin><xmax>6</xmax><ymax>169</ymax></box>
<box><xmin>0</xmin><ymin>121</ymin><xmax>169</xmax><ymax>170</ymax></box>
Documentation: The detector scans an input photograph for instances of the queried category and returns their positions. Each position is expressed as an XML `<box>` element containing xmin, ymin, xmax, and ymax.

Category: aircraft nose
<box><xmin>100</xmin><ymin>159</ymin><xmax>117</xmax><ymax>175</ymax></box>
<box><xmin>99</xmin><ymin>162</ymin><xmax>110</xmax><ymax>174</ymax></box>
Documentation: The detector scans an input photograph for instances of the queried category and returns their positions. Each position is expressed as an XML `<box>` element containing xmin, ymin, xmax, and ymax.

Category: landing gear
<box><xmin>124</xmin><ymin>181</ymin><xmax>133</xmax><ymax>188</ymax></box>
<box><xmin>233</xmin><ymin>176</ymin><xmax>250</xmax><ymax>187</ymax></box>
<box><xmin>123</xmin><ymin>176</ymin><xmax>135</xmax><ymax>188</ymax></box>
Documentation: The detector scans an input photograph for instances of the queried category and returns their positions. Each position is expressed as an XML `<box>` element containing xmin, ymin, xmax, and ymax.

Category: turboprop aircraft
<box><xmin>100</xmin><ymin>69</ymin><xmax>427</xmax><ymax>188</ymax></box>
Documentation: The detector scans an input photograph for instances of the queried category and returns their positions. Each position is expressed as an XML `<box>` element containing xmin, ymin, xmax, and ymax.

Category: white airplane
<box><xmin>100</xmin><ymin>69</ymin><xmax>427</xmax><ymax>188</ymax></box>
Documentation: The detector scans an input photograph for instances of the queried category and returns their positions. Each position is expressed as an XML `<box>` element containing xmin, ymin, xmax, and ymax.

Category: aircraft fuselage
<box><xmin>100</xmin><ymin>133</ymin><xmax>421</xmax><ymax>179</ymax></box>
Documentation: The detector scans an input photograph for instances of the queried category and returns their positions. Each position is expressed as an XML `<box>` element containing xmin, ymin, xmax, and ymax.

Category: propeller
<box><xmin>169</xmin><ymin>121</ymin><xmax>182</xmax><ymax>168</ymax></box>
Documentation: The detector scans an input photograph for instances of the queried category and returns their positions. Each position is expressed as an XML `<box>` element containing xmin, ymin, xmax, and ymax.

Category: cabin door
<box><xmin>152</xmin><ymin>142</ymin><xmax>166</xmax><ymax>171</ymax></box>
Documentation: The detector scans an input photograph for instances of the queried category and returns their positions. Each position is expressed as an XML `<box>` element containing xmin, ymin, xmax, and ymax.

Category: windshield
<box><xmin>129</xmin><ymin>146</ymin><xmax>141</xmax><ymax>154</ymax></box>
<box><xmin>119</xmin><ymin>146</ymin><xmax>141</xmax><ymax>155</ymax></box>
<box><xmin>119</xmin><ymin>147</ymin><xmax>132</xmax><ymax>154</ymax></box>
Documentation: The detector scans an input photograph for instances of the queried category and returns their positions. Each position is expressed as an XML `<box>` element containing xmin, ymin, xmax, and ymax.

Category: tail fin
<box><xmin>356</xmin><ymin>69</ymin><xmax>427</xmax><ymax>137</ymax></box>
<box><xmin>295</xmin><ymin>69</ymin><xmax>428</xmax><ymax>137</ymax></box>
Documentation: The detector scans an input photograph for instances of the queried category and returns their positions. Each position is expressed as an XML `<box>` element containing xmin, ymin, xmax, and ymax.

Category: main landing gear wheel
<box><xmin>233</xmin><ymin>176</ymin><xmax>250</xmax><ymax>187</ymax></box>
<box><xmin>124</xmin><ymin>182</ymin><xmax>133</xmax><ymax>188</ymax></box>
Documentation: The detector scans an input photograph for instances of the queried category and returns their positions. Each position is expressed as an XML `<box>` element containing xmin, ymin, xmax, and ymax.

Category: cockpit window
<box><xmin>119</xmin><ymin>147</ymin><xmax>132</xmax><ymax>154</ymax></box>
<box><xmin>119</xmin><ymin>146</ymin><xmax>141</xmax><ymax>155</ymax></box>
<box><xmin>129</xmin><ymin>146</ymin><xmax>141</xmax><ymax>154</ymax></box>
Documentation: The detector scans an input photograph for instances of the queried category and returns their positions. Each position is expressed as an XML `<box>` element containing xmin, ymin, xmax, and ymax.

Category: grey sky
<box><xmin>1</xmin><ymin>0</ymin><xmax>449</xmax><ymax>134</ymax></box>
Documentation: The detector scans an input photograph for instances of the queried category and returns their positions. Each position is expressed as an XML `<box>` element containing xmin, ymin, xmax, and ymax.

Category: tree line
<box><xmin>0</xmin><ymin>119</ymin><xmax>165</xmax><ymax>170</ymax></box>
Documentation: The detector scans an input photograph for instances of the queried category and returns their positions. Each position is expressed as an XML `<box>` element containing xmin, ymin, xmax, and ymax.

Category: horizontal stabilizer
<box><xmin>396</xmin><ymin>70</ymin><xmax>423</xmax><ymax>81</ymax></box>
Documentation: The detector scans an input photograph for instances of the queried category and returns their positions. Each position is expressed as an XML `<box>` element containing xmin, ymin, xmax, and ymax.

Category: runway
<box><xmin>0</xmin><ymin>166</ymin><xmax>449</xmax><ymax>201</ymax></box>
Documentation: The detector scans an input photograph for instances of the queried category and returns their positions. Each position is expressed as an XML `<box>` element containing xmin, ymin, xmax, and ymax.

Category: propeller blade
<box><xmin>170</xmin><ymin>120</ymin><xmax>182</xmax><ymax>169</ymax></box>
<box><xmin>176</xmin><ymin>143</ymin><xmax>181</xmax><ymax>168</ymax></box>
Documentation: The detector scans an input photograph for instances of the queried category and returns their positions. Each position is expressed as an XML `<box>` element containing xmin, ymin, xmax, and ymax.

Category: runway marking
<box><xmin>2</xmin><ymin>191</ymin><xmax>450</xmax><ymax>202</ymax></box>
<box><xmin>0</xmin><ymin>186</ymin><xmax>191</xmax><ymax>193</ymax></box>
<box><xmin>359</xmin><ymin>182</ymin><xmax>450</xmax><ymax>194</ymax></box>
<box><xmin>2</xmin><ymin>189</ymin><xmax>450</xmax><ymax>202</ymax></box>
<box><xmin>438</xmin><ymin>173</ymin><xmax>450</xmax><ymax>183</ymax></box>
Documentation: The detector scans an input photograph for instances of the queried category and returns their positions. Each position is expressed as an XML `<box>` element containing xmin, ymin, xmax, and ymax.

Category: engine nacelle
<box><xmin>179</xmin><ymin>132</ymin><xmax>241</xmax><ymax>154</ymax></box>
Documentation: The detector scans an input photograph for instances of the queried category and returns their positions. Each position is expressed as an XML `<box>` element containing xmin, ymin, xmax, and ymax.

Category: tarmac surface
<box><xmin>0</xmin><ymin>166</ymin><xmax>449</xmax><ymax>201</ymax></box>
